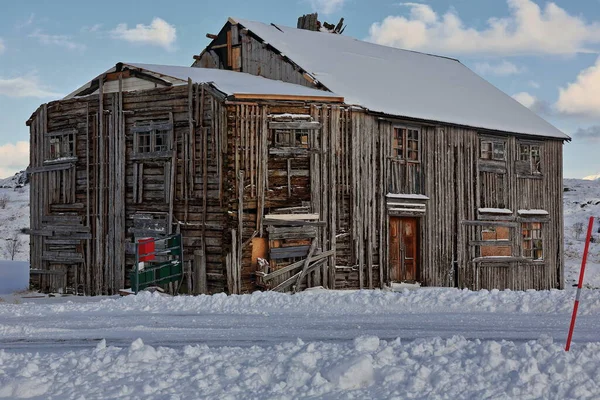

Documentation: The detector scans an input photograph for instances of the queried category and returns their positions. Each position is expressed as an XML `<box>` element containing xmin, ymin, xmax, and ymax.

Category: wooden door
<box><xmin>389</xmin><ymin>217</ymin><xmax>418</xmax><ymax>282</ymax></box>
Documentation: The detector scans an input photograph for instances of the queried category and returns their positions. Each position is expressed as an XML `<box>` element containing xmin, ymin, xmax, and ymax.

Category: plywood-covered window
<box><xmin>518</xmin><ymin>143</ymin><xmax>542</xmax><ymax>175</ymax></box>
<box><xmin>393</xmin><ymin>127</ymin><xmax>420</xmax><ymax>162</ymax></box>
<box><xmin>46</xmin><ymin>131</ymin><xmax>75</xmax><ymax>161</ymax></box>
<box><xmin>274</xmin><ymin>129</ymin><xmax>310</xmax><ymax>148</ymax></box>
<box><xmin>479</xmin><ymin>225</ymin><xmax>512</xmax><ymax>257</ymax></box>
<box><xmin>522</xmin><ymin>222</ymin><xmax>543</xmax><ymax>260</ymax></box>
<box><xmin>133</xmin><ymin>121</ymin><xmax>172</xmax><ymax>155</ymax></box>
<box><xmin>480</xmin><ymin>140</ymin><xmax>505</xmax><ymax>161</ymax></box>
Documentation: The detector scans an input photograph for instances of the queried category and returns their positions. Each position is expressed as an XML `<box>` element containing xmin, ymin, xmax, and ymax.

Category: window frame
<box><xmin>521</xmin><ymin>221</ymin><xmax>544</xmax><ymax>261</ymax></box>
<box><xmin>480</xmin><ymin>139</ymin><xmax>506</xmax><ymax>161</ymax></box>
<box><xmin>517</xmin><ymin>141</ymin><xmax>543</xmax><ymax>176</ymax></box>
<box><xmin>132</xmin><ymin>121</ymin><xmax>173</xmax><ymax>157</ymax></box>
<box><xmin>45</xmin><ymin>130</ymin><xmax>77</xmax><ymax>162</ymax></box>
<box><xmin>478</xmin><ymin>224</ymin><xmax>513</xmax><ymax>258</ymax></box>
<box><xmin>393</xmin><ymin>126</ymin><xmax>421</xmax><ymax>163</ymax></box>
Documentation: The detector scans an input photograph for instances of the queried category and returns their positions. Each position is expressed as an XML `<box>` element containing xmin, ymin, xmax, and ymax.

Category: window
<box><xmin>519</xmin><ymin>144</ymin><xmax>541</xmax><ymax>175</ymax></box>
<box><xmin>273</xmin><ymin>129</ymin><xmax>309</xmax><ymax>148</ymax></box>
<box><xmin>522</xmin><ymin>222</ymin><xmax>543</xmax><ymax>260</ymax></box>
<box><xmin>393</xmin><ymin>127</ymin><xmax>420</xmax><ymax>161</ymax></box>
<box><xmin>480</xmin><ymin>140</ymin><xmax>506</xmax><ymax>161</ymax></box>
<box><xmin>479</xmin><ymin>225</ymin><xmax>511</xmax><ymax>257</ymax></box>
<box><xmin>133</xmin><ymin>122</ymin><xmax>172</xmax><ymax>155</ymax></box>
<box><xmin>46</xmin><ymin>131</ymin><xmax>75</xmax><ymax>161</ymax></box>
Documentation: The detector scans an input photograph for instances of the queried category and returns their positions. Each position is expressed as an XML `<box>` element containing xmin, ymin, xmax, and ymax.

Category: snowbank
<box><xmin>0</xmin><ymin>261</ymin><xmax>29</xmax><ymax>294</ymax></box>
<box><xmin>0</xmin><ymin>288</ymin><xmax>597</xmax><ymax>317</ymax></box>
<box><xmin>0</xmin><ymin>335</ymin><xmax>598</xmax><ymax>399</ymax></box>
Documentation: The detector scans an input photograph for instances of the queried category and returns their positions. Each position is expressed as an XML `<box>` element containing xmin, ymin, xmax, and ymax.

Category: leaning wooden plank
<box><xmin>262</xmin><ymin>249</ymin><xmax>335</xmax><ymax>282</ymax></box>
<box><xmin>271</xmin><ymin>259</ymin><xmax>326</xmax><ymax>292</ymax></box>
<box><xmin>271</xmin><ymin>271</ymin><xmax>302</xmax><ymax>292</ymax></box>
<box><xmin>294</xmin><ymin>240</ymin><xmax>317</xmax><ymax>293</ymax></box>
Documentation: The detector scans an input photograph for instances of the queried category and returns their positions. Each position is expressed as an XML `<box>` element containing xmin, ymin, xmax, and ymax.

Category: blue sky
<box><xmin>0</xmin><ymin>0</ymin><xmax>599</xmax><ymax>178</ymax></box>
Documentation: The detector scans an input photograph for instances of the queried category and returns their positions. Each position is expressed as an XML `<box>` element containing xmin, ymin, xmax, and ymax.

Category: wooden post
<box><xmin>194</xmin><ymin>248</ymin><xmax>207</xmax><ymax>295</ymax></box>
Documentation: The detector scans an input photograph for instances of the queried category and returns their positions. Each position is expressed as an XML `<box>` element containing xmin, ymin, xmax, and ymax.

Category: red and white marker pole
<box><xmin>565</xmin><ymin>216</ymin><xmax>595</xmax><ymax>351</ymax></box>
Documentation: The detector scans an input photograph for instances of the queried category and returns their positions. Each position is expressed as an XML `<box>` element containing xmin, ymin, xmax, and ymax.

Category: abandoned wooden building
<box><xmin>28</xmin><ymin>16</ymin><xmax>570</xmax><ymax>295</ymax></box>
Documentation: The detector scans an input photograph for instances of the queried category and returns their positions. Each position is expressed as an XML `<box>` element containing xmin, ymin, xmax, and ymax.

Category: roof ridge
<box><xmin>235</xmin><ymin>18</ymin><xmax>462</xmax><ymax>63</ymax></box>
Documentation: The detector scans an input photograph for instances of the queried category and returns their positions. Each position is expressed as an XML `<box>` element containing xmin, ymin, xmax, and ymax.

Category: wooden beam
<box><xmin>232</xmin><ymin>93</ymin><xmax>344</xmax><ymax>103</ymax></box>
<box><xmin>206</xmin><ymin>33</ymin><xmax>218</xmax><ymax>39</ymax></box>
<box><xmin>269</xmin><ymin>121</ymin><xmax>322</xmax><ymax>130</ymax></box>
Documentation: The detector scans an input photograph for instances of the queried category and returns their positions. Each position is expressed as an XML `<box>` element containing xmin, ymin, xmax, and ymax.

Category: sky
<box><xmin>0</xmin><ymin>0</ymin><xmax>599</xmax><ymax>178</ymax></box>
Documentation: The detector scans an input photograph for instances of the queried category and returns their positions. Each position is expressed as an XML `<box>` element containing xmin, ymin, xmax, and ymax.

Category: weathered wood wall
<box><xmin>29</xmin><ymin>66</ymin><xmax>564</xmax><ymax>294</ymax></box>
<box><xmin>29</xmin><ymin>81</ymin><xmax>231</xmax><ymax>295</ymax></box>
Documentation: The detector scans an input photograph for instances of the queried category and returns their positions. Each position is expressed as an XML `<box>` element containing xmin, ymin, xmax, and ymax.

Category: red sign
<box><xmin>138</xmin><ymin>238</ymin><xmax>156</xmax><ymax>262</ymax></box>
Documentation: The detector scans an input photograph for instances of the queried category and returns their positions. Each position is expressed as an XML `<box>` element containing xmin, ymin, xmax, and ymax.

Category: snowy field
<box><xmin>2</xmin><ymin>178</ymin><xmax>600</xmax><ymax>398</ymax></box>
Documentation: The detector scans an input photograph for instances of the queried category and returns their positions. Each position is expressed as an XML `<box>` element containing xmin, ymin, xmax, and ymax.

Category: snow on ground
<box><xmin>563</xmin><ymin>178</ymin><xmax>600</xmax><ymax>287</ymax></box>
<box><xmin>0</xmin><ymin>171</ymin><xmax>29</xmax><ymax>262</ymax></box>
<box><xmin>2</xmin><ymin>334</ymin><xmax>599</xmax><ymax>399</ymax></box>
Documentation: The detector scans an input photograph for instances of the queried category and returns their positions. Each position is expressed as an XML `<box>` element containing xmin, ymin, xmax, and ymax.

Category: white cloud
<box><xmin>0</xmin><ymin>75</ymin><xmax>61</xmax><ymax>98</ymax></box>
<box><xmin>368</xmin><ymin>0</ymin><xmax>600</xmax><ymax>55</ymax></box>
<box><xmin>0</xmin><ymin>142</ymin><xmax>29</xmax><ymax>179</ymax></box>
<box><xmin>556</xmin><ymin>57</ymin><xmax>600</xmax><ymax>117</ymax></box>
<box><xmin>474</xmin><ymin>60</ymin><xmax>524</xmax><ymax>76</ymax></box>
<box><xmin>513</xmin><ymin>91</ymin><xmax>537</xmax><ymax>108</ymax></box>
<box><xmin>308</xmin><ymin>0</ymin><xmax>346</xmax><ymax>15</ymax></box>
<box><xmin>528</xmin><ymin>80</ymin><xmax>540</xmax><ymax>89</ymax></box>
<box><xmin>512</xmin><ymin>91</ymin><xmax>550</xmax><ymax>115</ymax></box>
<box><xmin>29</xmin><ymin>29</ymin><xmax>85</xmax><ymax>51</ymax></box>
<box><xmin>110</xmin><ymin>18</ymin><xmax>176</xmax><ymax>50</ymax></box>
<box><xmin>0</xmin><ymin>38</ymin><xmax>5</xmax><ymax>54</ymax></box>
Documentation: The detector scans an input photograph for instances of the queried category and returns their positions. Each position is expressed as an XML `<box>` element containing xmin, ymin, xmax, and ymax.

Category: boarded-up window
<box><xmin>480</xmin><ymin>140</ymin><xmax>505</xmax><ymax>161</ymax></box>
<box><xmin>479</xmin><ymin>225</ymin><xmax>512</xmax><ymax>257</ymax></box>
<box><xmin>522</xmin><ymin>222</ymin><xmax>543</xmax><ymax>260</ymax></box>
<box><xmin>274</xmin><ymin>129</ymin><xmax>309</xmax><ymax>148</ymax></box>
<box><xmin>393</xmin><ymin>127</ymin><xmax>420</xmax><ymax>162</ymax></box>
<box><xmin>46</xmin><ymin>131</ymin><xmax>75</xmax><ymax>161</ymax></box>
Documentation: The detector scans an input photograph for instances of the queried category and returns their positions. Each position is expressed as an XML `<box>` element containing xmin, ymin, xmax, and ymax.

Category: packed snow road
<box><xmin>1</xmin><ymin>288</ymin><xmax>599</xmax><ymax>351</ymax></box>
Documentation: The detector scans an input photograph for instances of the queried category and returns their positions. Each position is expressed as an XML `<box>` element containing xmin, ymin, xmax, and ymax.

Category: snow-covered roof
<box><xmin>230</xmin><ymin>17</ymin><xmax>569</xmax><ymax>140</ymax></box>
<box><xmin>66</xmin><ymin>62</ymin><xmax>343</xmax><ymax>101</ymax></box>
<box><xmin>126</xmin><ymin>63</ymin><xmax>342</xmax><ymax>100</ymax></box>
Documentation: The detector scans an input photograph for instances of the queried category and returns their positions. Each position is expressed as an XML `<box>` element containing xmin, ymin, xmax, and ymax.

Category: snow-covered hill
<box><xmin>0</xmin><ymin>171</ymin><xmax>30</xmax><ymax>262</ymax></box>
<box><xmin>563</xmin><ymin>179</ymin><xmax>600</xmax><ymax>287</ymax></box>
